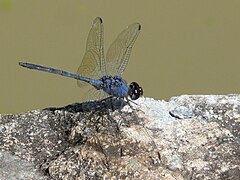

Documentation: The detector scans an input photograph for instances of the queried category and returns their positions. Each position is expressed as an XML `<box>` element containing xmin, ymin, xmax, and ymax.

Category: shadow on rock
<box><xmin>44</xmin><ymin>96</ymin><xmax>128</xmax><ymax>113</ymax></box>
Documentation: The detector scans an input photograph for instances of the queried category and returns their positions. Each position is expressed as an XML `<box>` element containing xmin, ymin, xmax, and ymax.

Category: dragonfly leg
<box><xmin>125</xmin><ymin>97</ymin><xmax>146</xmax><ymax>114</ymax></box>
<box><xmin>125</xmin><ymin>97</ymin><xmax>138</xmax><ymax>110</ymax></box>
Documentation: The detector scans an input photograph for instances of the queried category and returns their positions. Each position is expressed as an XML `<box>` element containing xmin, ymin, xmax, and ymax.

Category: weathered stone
<box><xmin>0</xmin><ymin>95</ymin><xmax>239</xmax><ymax>179</ymax></box>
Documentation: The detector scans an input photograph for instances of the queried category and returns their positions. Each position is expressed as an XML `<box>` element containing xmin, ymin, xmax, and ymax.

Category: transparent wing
<box><xmin>83</xmin><ymin>88</ymin><xmax>110</xmax><ymax>102</ymax></box>
<box><xmin>106</xmin><ymin>23</ymin><xmax>141</xmax><ymax>76</ymax></box>
<box><xmin>77</xmin><ymin>17</ymin><xmax>106</xmax><ymax>87</ymax></box>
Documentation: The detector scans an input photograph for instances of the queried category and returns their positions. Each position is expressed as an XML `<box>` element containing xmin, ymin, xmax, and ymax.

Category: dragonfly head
<box><xmin>128</xmin><ymin>82</ymin><xmax>143</xmax><ymax>100</ymax></box>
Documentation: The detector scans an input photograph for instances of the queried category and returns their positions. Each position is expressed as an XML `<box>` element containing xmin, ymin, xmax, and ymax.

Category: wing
<box><xmin>83</xmin><ymin>87</ymin><xmax>110</xmax><ymax>102</ymax></box>
<box><xmin>77</xmin><ymin>17</ymin><xmax>106</xmax><ymax>87</ymax></box>
<box><xmin>106</xmin><ymin>23</ymin><xmax>141</xmax><ymax>76</ymax></box>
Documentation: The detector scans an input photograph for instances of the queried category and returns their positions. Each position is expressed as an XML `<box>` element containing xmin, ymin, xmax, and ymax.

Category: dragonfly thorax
<box><xmin>98</xmin><ymin>75</ymin><xmax>143</xmax><ymax>100</ymax></box>
<box><xmin>100</xmin><ymin>75</ymin><xmax>129</xmax><ymax>98</ymax></box>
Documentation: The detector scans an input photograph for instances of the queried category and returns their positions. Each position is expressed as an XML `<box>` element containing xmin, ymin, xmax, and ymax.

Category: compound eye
<box><xmin>139</xmin><ymin>87</ymin><xmax>143</xmax><ymax>96</ymax></box>
<box><xmin>128</xmin><ymin>82</ymin><xmax>143</xmax><ymax>100</ymax></box>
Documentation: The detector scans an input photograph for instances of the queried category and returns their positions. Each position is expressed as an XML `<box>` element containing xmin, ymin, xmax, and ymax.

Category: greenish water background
<box><xmin>1</xmin><ymin>0</ymin><xmax>240</xmax><ymax>114</ymax></box>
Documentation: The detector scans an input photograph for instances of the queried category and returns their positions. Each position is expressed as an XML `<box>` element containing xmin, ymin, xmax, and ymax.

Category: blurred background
<box><xmin>1</xmin><ymin>0</ymin><xmax>240</xmax><ymax>114</ymax></box>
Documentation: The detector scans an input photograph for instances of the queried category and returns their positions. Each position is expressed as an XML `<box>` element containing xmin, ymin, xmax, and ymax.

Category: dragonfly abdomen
<box><xmin>19</xmin><ymin>62</ymin><xmax>93</xmax><ymax>84</ymax></box>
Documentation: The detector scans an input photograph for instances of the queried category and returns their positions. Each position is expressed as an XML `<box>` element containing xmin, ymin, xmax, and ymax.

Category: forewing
<box><xmin>77</xmin><ymin>17</ymin><xmax>106</xmax><ymax>87</ymax></box>
<box><xmin>106</xmin><ymin>23</ymin><xmax>141</xmax><ymax>76</ymax></box>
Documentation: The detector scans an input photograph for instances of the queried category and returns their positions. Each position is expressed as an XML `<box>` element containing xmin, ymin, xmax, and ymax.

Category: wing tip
<box><xmin>138</xmin><ymin>24</ymin><xmax>141</xmax><ymax>30</ymax></box>
<box><xmin>94</xmin><ymin>17</ymin><xmax>103</xmax><ymax>24</ymax></box>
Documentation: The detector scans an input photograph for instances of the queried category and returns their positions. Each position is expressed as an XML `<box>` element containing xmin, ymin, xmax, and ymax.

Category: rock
<box><xmin>0</xmin><ymin>95</ymin><xmax>239</xmax><ymax>179</ymax></box>
<box><xmin>0</xmin><ymin>151</ymin><xmax>49</xmax><ymax>180</ymax></box>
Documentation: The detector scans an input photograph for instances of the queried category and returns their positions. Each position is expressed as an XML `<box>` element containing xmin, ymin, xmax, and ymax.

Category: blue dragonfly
<box><xmin>19</xmin><ymin>17</ymin><xmax>143</xmax><ymax>103</ymax></box>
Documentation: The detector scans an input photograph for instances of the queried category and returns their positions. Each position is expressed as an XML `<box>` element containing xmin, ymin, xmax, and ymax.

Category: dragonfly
<box><xmin>19</xmin><ymin>17</ymin><xmax>143</xmax><ymax>103</ymax></box>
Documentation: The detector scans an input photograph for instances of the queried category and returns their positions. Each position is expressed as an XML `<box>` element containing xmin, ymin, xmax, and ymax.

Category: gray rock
<box><xmin>0</xmin><ymin>95</ymin><xmax>239</xmax><ymax>179</ymax></box>
<box><xmin>0</xmin><ymin>151</ymin><xmax>49</xmax><ymax>180</ymax></box>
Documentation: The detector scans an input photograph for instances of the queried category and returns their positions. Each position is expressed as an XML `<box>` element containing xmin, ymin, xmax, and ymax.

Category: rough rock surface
<box><xmin>0</xmin><ymin>95</ymin><xmax>239</xmax><ymax>179</ymax></box>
